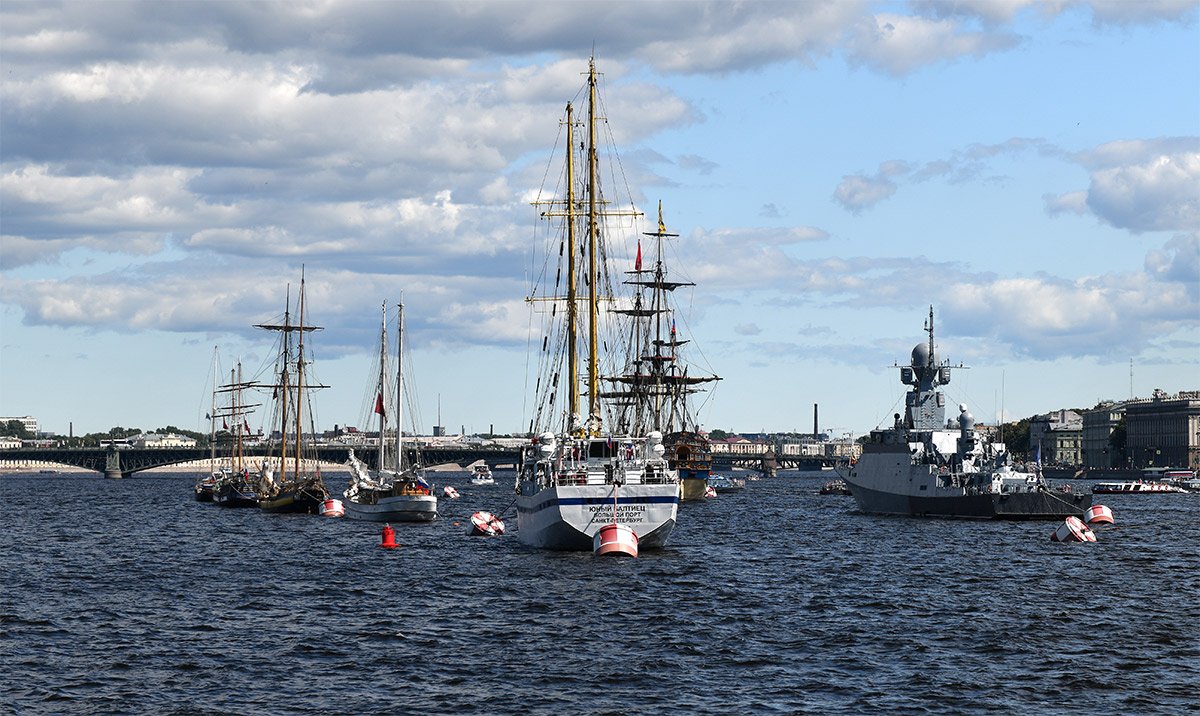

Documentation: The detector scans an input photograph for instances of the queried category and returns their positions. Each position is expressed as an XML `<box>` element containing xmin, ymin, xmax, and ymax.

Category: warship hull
<box><xmin>843</xmin><ymin>476</ymin><xmax>1091</xmax><ymax>520</ymax></box>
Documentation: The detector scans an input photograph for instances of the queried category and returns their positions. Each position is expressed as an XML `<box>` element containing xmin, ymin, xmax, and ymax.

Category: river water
<box><xmin>2</xmin><ymin>470</ymin><xmax>1196</xmax><ymax>714</ymax></box>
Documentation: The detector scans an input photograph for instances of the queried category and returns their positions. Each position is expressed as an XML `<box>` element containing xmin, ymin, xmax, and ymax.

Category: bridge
<box><xmin>5</xmin><ymin>445</ymin><xmax>837</xmax><ymax>479</ymax></box>
<box><xmin>709</xmin><ymin>451</ymin><xmax>839</xmax><ymax>476</ymax></box>
<box><xmin>1</xmin><ymin>446</ymin><xmax>522</xmax><ymax>478</ymax></box>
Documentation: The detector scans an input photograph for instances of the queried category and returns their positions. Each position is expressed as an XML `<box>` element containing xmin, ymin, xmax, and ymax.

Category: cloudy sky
<box><xmin>2</xmin><ymin>0</ymin><xmax>1197</xmax><ymax>439</ymax></box>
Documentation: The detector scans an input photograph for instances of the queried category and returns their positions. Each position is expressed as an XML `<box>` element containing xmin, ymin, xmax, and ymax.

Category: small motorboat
<box><xmin>470</xmin><ymin>464</ymin><xmax>495</xmax><ymax>485</ymax></box>
<box><xmin>709</xmin><ymin>475</ymin><xmax>745</xmax><ymax>493</ymax></box>
<box><xmin>819</xmin><ymin>479</ymin><xmax>852</xmax><ymax>496</ymax></box>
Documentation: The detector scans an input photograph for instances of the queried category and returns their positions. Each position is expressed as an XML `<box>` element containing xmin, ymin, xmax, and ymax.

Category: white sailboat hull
<box><xmin>343</xmin><ymin>493</ymin><xmax>438</xmax><ymax>522</ymax></box>
<box><xmin>516</xmin><ymin>482</ymin><xmax>678</xmax><ymax>550</ymax></box>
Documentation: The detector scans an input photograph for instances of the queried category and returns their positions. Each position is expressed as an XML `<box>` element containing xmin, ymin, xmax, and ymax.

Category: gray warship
<box><xmin>841</xmin><ymin>308</ymin><xmax>1090</xmax><ymax>519</ymax></box>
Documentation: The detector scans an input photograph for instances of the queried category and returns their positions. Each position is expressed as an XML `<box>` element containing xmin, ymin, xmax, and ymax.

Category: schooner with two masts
<box><xmin>343</xmin><ymin>300</ymin><xmax>437</xmax><ymax>522</ymax></box>
<box><xmin>254</xmin><ymin>272</ymin><xmax>330</xmax><ymax>513</ymax></box>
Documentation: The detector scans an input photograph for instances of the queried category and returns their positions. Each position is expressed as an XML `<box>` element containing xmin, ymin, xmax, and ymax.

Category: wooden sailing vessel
<box><xmin>606</xmin><ymin>201</ymin><xmax>720</xmax><ymax>501</ymax></box>
<box><xmin>213</xmin><ymin>360</ymin><xmax>261</xmax><ymax>507</ymax></box>
<box><xmin>254</xmin><ymin>272</ymin><xmax>329</xmax><ymax>514</ymax></box>
<box><xmin>195</xmin><ymin>346</ymin><xmax>222</xmax><ymax>502</ymax></box>
<box><xmin>343</xmin><ymin>300</ymin><xmax>437</xmax><ymax>522</ymax></box>
<box><xmin>517</xmin><ymin>58</ymin><xmax>680</xmax><ymax>550</ymax></box>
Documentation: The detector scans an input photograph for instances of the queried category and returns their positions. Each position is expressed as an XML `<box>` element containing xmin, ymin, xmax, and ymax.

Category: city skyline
<box><xmin>2</xmin><ymin>1</ymin><xmax>1198</xmax><ymax>438</ymax></box>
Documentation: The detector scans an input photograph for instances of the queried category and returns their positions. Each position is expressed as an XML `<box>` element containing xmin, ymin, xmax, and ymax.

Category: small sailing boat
<box><xmin>195</xmin><ymin>346</ymin><xmax>223</xmax><ymax>502</ymax></box>
<box><xmin>517</xmin><ymin>58</ymin><xmax>680</xmax><ymax>551</ymax></box>
<box><xmin>344</xmin><ymin>300</ymin><xmax>437</xmax><ymax>522</ymax></box>
<box><xmin>254</xmin><ymin>272</ymin><xmax>330</xmax><ymax>514</ymax></box>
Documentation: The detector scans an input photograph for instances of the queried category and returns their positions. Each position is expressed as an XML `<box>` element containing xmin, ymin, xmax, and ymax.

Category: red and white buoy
<box><xmin>380</xmin><ymin>523</ymin><xmax>398</xmax><ymax>549</ymax></box>
<box><xmin>1051</xmin><ymin>516</ymin><xmax>1097</xmax><ymax>543</ymax></box>
<box><xmin>469</xmin><ymin>511</ymin><xmax>505</xmax><ymax>536</ymax></box>
<box><xmin>704</xmin><ymin>485</ymin><xmax>717</xmax><ymax>499</ymax></box>
<box><xmin>1083</xmin><ymin>504</ymin><xmax>1114</xmax><ymax>525</ymax></box>
<box><xmin>443</xmin><ymin>486</ymin><xmax>460</xmax><ymax>499</ymax></box>
<box><xmin>319</xmin><ymin>498</ymin><xmax>344</xmax><ymax>517</ymax></box>
<box><xmin>593</xmin><ymin>523</ymin><xmax>639</xmax><ymax>557</ymax></box>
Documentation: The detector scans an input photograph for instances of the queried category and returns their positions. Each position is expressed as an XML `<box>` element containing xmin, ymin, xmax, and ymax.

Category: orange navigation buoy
<box><xmin>380</xmin><ymin>523</ymin><xmax>398</xmax><ymax>549</ymax></box>
<box><xmin>593</xmin><ymin>522</ymin><xmax>639</xmax><ymax>557</ymax></box>
<box><xmin>1083</xmin><ymin>504</ymin><xmax>1114</xmax><ymax>525</ymax></box>
<box><xmin>1051</xmin><ymin>516</ymin><xmax>1096</xmax><ymax>543</ymax></box>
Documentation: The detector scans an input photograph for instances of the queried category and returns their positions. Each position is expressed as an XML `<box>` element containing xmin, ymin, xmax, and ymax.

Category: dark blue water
<box><xmin>2</xmin><ymin>470</ymin><xmax>1197</xmax><ymax>715</ymax></box>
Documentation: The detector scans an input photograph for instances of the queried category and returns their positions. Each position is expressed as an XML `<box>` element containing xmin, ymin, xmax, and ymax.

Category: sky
<box><xmin>1</xmin><ymin>0</ymin><xmax>1198</xmax><ymax>440</ymax></box>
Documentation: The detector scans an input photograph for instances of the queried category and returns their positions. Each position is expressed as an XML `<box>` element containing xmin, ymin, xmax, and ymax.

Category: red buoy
<box><xmin>1050</xmin><ymin>516</ymin><xmax>1096</xmax><ymax>543</ymax></box>
<box><xmin>593</xmin><ymin>523</ymin><xmax>638</xmax><ymax>557</ymax></box>
<box><xmin>380</xmin><ymin>524</ymin><xmax>398</xmax><ymax>549</ymax></box>
<box><xmin>1083</xmin><ymin>504</ymin><xmax>1114</xmax><ymax>525</ymax></box>
<box><xmin>319</xmin><ymin>498</ymin><xmax>344</xmax><ymax>517</ymax></box>
<box><xmin>469</xmin><ymin>511</ymin><xmax>505</xmax><ymax>536</ymax></box>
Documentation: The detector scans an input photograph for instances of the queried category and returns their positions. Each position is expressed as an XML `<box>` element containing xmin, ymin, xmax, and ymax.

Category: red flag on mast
<box><xmin>374</xmin><ymin>392</ymin><xmax>386</xmax><ymax>418</ymax></box>
<box><xmin>634</xmin><ymin>241</ymin><xmax>642</xmax><ymax>271</ymax></box>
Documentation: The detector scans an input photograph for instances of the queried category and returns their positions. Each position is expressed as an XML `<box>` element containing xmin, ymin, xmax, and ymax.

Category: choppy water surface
<box><xmin>2</xmin><ymin>470</ymin><xmax>1197</xmax><ymax>714</ymax></box>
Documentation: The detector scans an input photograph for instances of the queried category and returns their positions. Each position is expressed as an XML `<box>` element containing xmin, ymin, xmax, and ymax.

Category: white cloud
<box><xmin>846</xmin><ymin>12</ymin><xmax>1022</xmax><ymax>75</ymax></box>
<box><xmin>1044</xmin><ymin>190</ymin><xmax>1088</xmax><ymax>216</ymax></box>
<box><xmin>1084</xmin><ymin>146</ymin><xmax>1200</xmax><ymax>232</ymax></box>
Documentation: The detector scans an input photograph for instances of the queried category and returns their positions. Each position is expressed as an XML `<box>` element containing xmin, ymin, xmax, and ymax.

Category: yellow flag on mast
<box><xmin>657</xmin><ymin>199</ymin><xmax>666</xmax><ymax>234</ymax></box>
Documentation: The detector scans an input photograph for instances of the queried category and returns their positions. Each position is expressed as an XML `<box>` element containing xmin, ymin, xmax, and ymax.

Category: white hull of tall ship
<box><xmin>343</xmin><ymin>492</ymin><xmax>438</xmax><ymax>522</ymax></box>
<box><xmin>516</xmin><ymin>432</ymin><xmax>679</xmax><ymax>550</ymax></box>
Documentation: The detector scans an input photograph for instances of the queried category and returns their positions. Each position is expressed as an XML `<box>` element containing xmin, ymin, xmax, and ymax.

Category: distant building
<box><xmin>0</xmin><ymin>436</ymin><xmax>21</xmax><ymax>450</ymax></box>
<box><xmin>1029</xmin><ymin>409</ymin><xmax>1083</xmax><ymax>465</ymax></box>
<box><xmin>1082</xmin><ymin>401</ymin><xmax>1126</xmax><ymax>469</ymax></box>
<box><xmin>0</xmin><ymin>415</ymin><xmax>39</xmax><ymax>435</ymax></box>
<box><xmin>132</xmin><ymin>432</ymin><xmax>197</xmax><ymax>449</ymax></box>
<box><xmin>711</xmin><ymin>436</ymin><xmax>770</xmax><ymax>456</ymax></box>
<box><xmin>1125</xmin><ymin>389</ymin><xmax>1200</xmax><ymax>470</ymax></box>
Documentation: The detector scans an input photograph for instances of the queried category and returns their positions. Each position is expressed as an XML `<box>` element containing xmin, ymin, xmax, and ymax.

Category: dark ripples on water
<box><xmin>2</xmin><ymin>471</ymin><xmax>1197</xmax><ymax>714</ymax></box>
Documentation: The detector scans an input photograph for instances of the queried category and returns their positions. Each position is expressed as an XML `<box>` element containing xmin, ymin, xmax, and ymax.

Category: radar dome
<box><xmin>911</xmin><ymin>342</ymin><xmax>930</xmax><ymax>367</ymax></box>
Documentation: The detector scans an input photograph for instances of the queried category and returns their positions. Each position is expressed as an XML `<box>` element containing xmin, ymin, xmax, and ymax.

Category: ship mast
<box><xmin>295</xmin><ymin>270</ymin><xmax>307</xmax><ymax>478</ymax></box>
<box><xmin>586</xmin><ymin>57</ymin><xmax>600</xmax><ymax>437</ymax></box>
<box><xmin>395</xmin><ymin>299</ymin><xmax>405</xmax><ymax>473</ymax></box>
<box><xmin>376</xmin><ymin>301</ymin><xmax>388</xmax><ymax>473</ymax></box>
<box><xmin>565</xmin><ymin>103</ymin><xmax>579</xmax><ymax>435</ymax></box>
<box><xmin>279</xmin><ymin>283</ymin><xmax>291</xmax><ymax>483</ymax></box>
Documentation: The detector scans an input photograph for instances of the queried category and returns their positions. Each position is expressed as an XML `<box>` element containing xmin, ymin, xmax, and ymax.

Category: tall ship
<box><xmin>212</xmin><ymin>359</ymin><xmax>262</xmax><ymax>508</ymax></box>
<box><xmin>253</xmin><ymin>272</ymin><xmax>330</xmax><ymax>514</ymax></box>
<box><xmin>606</xmin><ymin>201</ymin><xmax>720</xmax><ymax>502</ymax></box>
<box><xmin>195</xmin><ymin>346</ymin><xmax>224</xmax><ymax>502</ymax></box>
<box><xmin>343</xmin><ymin>300</ymin><xmax>437</xmax><ymax>522</ymax></box>
<box><xmin>517</xmin><ymin>58</ymin><xmax>680</xmax><ymax>550</ymax></box>
<box><xmin>841</xmin><ymin>308</ymin><xmax>1091</xmax><ymax>519</ymax></box>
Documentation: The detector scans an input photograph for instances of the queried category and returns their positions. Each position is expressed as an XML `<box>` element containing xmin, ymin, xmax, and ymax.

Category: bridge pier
<box><xmin>105</xmin><ymin>448</ymin><xmax>125</xmax><ymax>479</ymax></box>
